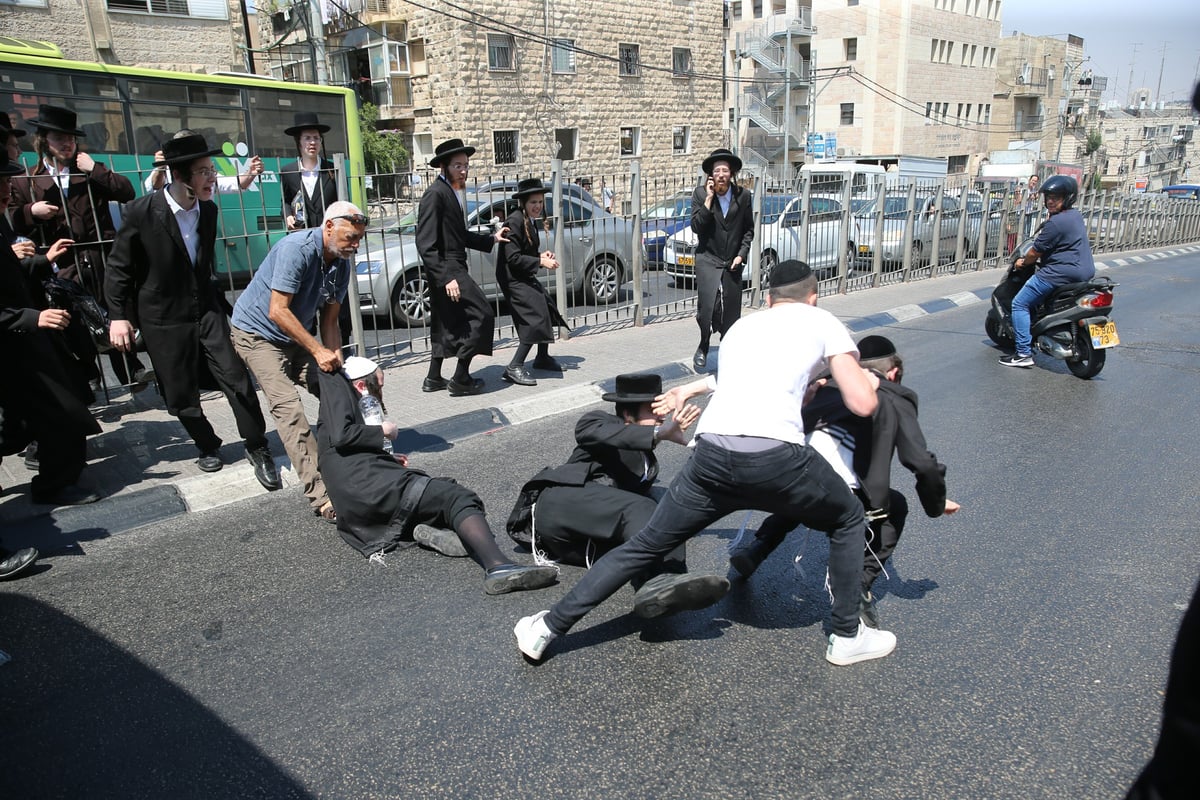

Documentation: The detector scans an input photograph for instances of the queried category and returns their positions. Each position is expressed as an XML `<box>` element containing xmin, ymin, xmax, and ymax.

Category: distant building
<box><xmin>261</xmin><ymin>0</ymin><xmax>726</xmax><ymax>188</ymax></box>
<box><xmin>807</xmin><ymin>0</ymin><xmax>1000</xmax><ymax>176</ymax></box>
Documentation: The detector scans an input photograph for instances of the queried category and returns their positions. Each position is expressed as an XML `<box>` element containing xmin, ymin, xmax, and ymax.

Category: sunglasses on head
<box><xmin>332</xmin><ymin>213</ymin><xmax>369</xmax><ymax>226</ymax></box>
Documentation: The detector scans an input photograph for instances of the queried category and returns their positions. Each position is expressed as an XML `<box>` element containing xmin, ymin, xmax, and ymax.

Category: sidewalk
<box><xmin>0</xmin><ymin>245</ymin><xmax>1178</xmax><ymax>535</ymax></box>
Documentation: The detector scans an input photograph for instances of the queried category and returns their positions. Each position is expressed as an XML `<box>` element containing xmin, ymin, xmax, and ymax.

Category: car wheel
<box><xmin>760</xmin><ymin>249</ymin><xmax>778</xmax><ymax>287</ymax></box>
<box><xmin>585</xmin><ymin>255</ymin><xmax>622</xmax><ymax>304</ymax></box>
<box><xmin>391</xmin><ymin>268</ymin><xmax>431</xmax><ymax>328</ymax></box>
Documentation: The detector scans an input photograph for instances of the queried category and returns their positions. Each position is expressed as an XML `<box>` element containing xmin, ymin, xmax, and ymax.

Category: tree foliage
<box><xmin>1085</xmin><ymin>129</ymin><xmax>1103</xmax><ymax>157</ymax></box>
<box><xmin>359</xmin><ymin>103</ymin><xmax>409</xmax><ymax>172</ymax></box>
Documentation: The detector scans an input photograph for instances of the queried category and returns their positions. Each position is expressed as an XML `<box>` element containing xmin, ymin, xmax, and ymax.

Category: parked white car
<box><xmin>663</xmin><ymin>194</ymin><xmax>850</xmax><ymax>283</ymax></box>
<box><xmin>853</xmin><ymin>192</ymin><xmax>964</xmax><ymax>267</ymax></box>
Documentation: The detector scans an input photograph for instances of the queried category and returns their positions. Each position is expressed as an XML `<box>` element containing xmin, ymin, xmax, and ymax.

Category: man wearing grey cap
<box><xmin>515</xmin><ymin>260</ymin><xmax>894</xmax><ymax>667</ymax></box>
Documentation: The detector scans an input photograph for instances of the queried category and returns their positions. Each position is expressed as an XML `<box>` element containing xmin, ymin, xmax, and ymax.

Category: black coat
<box><xmin>280</xmin><ymin>159</ymin><xmax>339</xmax><ymax>229</ymax></box>
<box><xmin>496</xmin><ymin>209</ymin><xmax>567</xmax><ymax>344</ymax></box>
<box><xmin>315</xmin><ymin>368</ymin><xmax>431</xmax><ymax>557</ymax></box>
<box><xmin>0</xmin><ymin>240</ymin><xmax>99</xmax><ymax>455</ymax></box>
<box><xmin>105</xmin><ymin>191</ymin><xmax>230</xmax><ymax>414</ymax></box>
<box><xmin>414</xmin><ymin>176</ymin><xmax>495</xmax><ymax>358</ymax></box>
<box><xmin>9</xmin><ymin>160</ymin><xmax>135</xmax><ymax>287</ymax></box>
<box><xmin>690</xmin><ymin>182</ymin><xmax>754</xmax><ymax>269</ymax></box>
<box><xmin>803</xmin><ymin>374</ymin><xmax>947</xmax><ymax>517</ymax></box>
<box><xmin>506</xmin><ymin>409</ymin><xmax>658</xmax><ymax>545</ymax></box>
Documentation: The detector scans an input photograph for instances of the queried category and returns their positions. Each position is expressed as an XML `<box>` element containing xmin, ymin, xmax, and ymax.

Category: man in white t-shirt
<box><xmin>515</xmin><ymin>260</ymin><xmax>897</xmax><ymax>666</ymax></box>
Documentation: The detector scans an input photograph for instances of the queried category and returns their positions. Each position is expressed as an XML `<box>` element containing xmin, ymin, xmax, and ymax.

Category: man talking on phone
<box><xmin>688</xmin><ymin>149</ymin><xmax>754</xmax><ymax>372</ymax></box>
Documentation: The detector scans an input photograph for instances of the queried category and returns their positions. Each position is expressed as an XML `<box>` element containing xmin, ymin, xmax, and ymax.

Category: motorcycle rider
<box><xmin>999</xmin><ymin>175</ymin><xmax>1095</xmax><ymax>368</ymax></box>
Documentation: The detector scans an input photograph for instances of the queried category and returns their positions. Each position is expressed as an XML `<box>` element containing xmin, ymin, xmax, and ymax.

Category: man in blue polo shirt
<box><xmin>999</xmin><ymin>175</ymin><xmax>1095</xmax><ymax>369</ymax></box>
<box><xmin>231</xmin><ymin>201</ymin><xmax>365</xmax><ymax>522</ymax></box>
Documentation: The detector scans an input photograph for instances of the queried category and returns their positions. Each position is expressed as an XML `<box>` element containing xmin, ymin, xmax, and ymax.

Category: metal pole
<box><xmin>783</xmin><ymin>28</ymin><xmax>792</xmax><ymax>186</ymax></box>
<box><xmin>550</xmin><ymin>158</ymin><xmax>569</xmax><ymax>339</ymax></box>
<box><xmin>307</xmin><ymin>0</ymin><xmax>328</xmax><ymax>85</ymax></box>
<box><xmin>630</xmin><ymin>160</ymin><xmax>644</xmax><ymax>327</ymax></box>
<box><xmin>334</xmin><ymin>154</ymin><xmax>363</xmax><ymax>355</ymax></box>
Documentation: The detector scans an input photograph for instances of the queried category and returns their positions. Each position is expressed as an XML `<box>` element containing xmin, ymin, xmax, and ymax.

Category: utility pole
<box><xmin>1127</xmin><ymin>43</ymin><xmax>1141</xmax><ymax>106</ymax></box>
<box><xmin>1154</xmin><ymin>42</ymin><xmax>1167</xmax><ymax>104</ymax></box>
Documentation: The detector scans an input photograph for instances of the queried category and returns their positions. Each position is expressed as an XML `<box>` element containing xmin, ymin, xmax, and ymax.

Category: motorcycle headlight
<box><xmin>356</xmin><ymin>259</ymin><xmax>384</xmax><ymax>276</ymax></box>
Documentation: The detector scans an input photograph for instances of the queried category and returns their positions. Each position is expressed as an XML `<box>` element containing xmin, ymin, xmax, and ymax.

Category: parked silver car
<box><xmin>854</xmin><ymin>192</ymin><xmax>964</xmax><ymax>266</ymax></box>
<box><xmin>355</xmin><ymin>193</ymin><xmax>634</xmax><ymax>327</ymax></box>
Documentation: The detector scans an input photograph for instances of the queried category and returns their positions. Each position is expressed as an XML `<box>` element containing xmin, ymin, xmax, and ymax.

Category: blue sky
<box><xmin>1000</xmin><ymin>0</ymin><xmax>1200</xmax><ymax>106</ymax></box>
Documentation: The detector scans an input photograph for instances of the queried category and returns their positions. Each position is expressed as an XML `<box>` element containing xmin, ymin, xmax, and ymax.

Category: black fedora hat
<box><xmin>29</xmin><ymin>104</ymin><xmax>85</xmax><ymax>137</ymax></box>
<box><xmin>702</xmin><ymin>148</ymin><xmax>743</xmax><ymax>175</ymax></box>
<box><xmin>153</xmin><ymin>133</ymin><xmax>222</xmax><ymax>168</ymax></box>
<box><xmin>0</xmin><ymin>151</ymin><xmax>24</xmax><ymax>177</ymax></box>
<box><xmin>1</xmin><ymin>111</ymin><xmax>26</xmax><ymax>139</ymax></box>
<box><xmin>513</xmin><ymin>177</ymin><xmax>549</xmax><ymax>200</ymax></box>
<box><xmin>284</xmin><ymin>111</ymin><xmax>331</xmax><ymax>137</ymax></box>
<box><xmin>601</xmin><ymin>373</ymin><xmax>663</xmax><ymax>404</ymax></box>
<box><xmin>430</xmin><ymin>138</ymin><xmax>476</xmax><ymax>167</ymax></box>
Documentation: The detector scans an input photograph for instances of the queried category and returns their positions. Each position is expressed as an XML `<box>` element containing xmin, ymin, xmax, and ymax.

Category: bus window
<box><xmin>248</xmin><ymin>88</ymin><xmax>349</xmax><ymax>159</ymax></box>
<box><xmin>129</xmin><ymin>103</ymin><xmax>247</xmax><ymax>157</ymax></box>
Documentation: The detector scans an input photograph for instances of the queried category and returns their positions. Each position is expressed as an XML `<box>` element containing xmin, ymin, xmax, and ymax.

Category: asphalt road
<box><xmin>2</xmin><ymin>252</ymin><xmax>1197</xmax><ymax>799</ymax></box>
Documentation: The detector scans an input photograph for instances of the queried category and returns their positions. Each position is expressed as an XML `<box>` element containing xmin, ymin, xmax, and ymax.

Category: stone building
<box><xmin>259</xmin><ymin>0</ymin><xmax>726</xmax><ymax>187</ymax></box>
<box><xmin>807</xmin><ymin>0</ymin><xmax>1000</xmax><ymax>175</ymax></box>
<box><xmin>1090</xmin><ymin>105</ymin><xmax>1197</xmax><ymax>193</ymax></box>
<box><xmin>0</xmin><ymin>0</ymin><xmax>254</xmax><ymax>74</ymax></box>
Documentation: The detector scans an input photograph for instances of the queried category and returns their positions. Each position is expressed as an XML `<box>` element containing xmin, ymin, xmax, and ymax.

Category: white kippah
<box><xmin>342</xmin><ymin>356</ymin><xmax>378</xmax><ymax>381</ymax></box>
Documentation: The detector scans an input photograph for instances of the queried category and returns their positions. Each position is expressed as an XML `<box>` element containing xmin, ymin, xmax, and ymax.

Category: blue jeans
<box><xmin>1011</xmin><ymin>271</ymin><xmax>1056</xmax><ymax>356</ymax></box>
<box><xmin>545</xmin><ymin>437</ymin><xmax>867</xmax><ymax>638</ymax></box>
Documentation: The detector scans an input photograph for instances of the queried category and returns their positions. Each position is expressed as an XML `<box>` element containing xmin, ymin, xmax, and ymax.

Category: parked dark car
<box><xmin>641</xmin><ymin>190</ymin><xmax>692</xmax><ymax>265</ymax></box>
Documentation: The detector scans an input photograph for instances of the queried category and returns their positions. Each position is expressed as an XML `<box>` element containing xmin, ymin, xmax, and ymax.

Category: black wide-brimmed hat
<box><xmin>29</xmin><ymin>104</ymin><xmax>85</xmax><ymax>137</ymax></box>
<box><xmin>153</xmin><ymin>133</ymin><xmax>222</xmax><ymax>167</ymax></box>
<box><xmin>0</xmin><ymin>152</ymin><xmax>24</xmax><ymax>177</ymax></box>
<box><xmin>513</xmin><ymin>177</ymin><xmax>549</xmax><ymax>200</ymax></box>
<box><xmin>601</xmin><ymin>373</ymin><xmax>663</xmax><ymax>404</ymax></box>
<box><xmin>430</xmin><ymin>138</ymin><xmax>476</xmax><ymax>167</ymax></box>
<box><xmin>284</xmin><ymin>111</ymin><xmax>331</xmax><ymax>137</ymax></box>
<box><xmin>702</xmin><ymin>148</ymin><xmax>743</xmax><ymax>175</ymax></box>
<box><xmin>1</xmin><ymin>111</ymin><xmax>26</xmax><ymax>139</ymax></box>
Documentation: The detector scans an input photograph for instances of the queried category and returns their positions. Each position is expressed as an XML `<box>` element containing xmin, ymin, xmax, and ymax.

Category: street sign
<box><xmin>807</xmin><ymin>132</ymin><xmax>825</xmax><ymax>159</ymax></box>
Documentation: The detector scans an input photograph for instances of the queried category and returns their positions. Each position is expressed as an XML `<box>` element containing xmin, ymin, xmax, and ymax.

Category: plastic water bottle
<box><xmin>358</xmin><ymin>394</ymin><xmax>393</xmax><ymax>454</ymax></box>
<box><xmin>292</xmin><ymin>191</ymin><xmax>306</xmax><ymax>228</ymax></box>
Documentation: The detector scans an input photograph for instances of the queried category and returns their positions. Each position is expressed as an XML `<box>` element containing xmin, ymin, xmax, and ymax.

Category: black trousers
<box><xmin>862</xmin><ymin>490</ymin><xmax>909</xmax><ymax>592</ymax></box>
<box><xmin>694</xmin><ymin>254</ymin><xmax>743</xmax><ymax>347</ymax></box>
<box><xmin>173</xmin><ymin>311</ymin><xmax>268</xmax><ymax>455</ymax></box>
<box><xmin>28</xmin><ymin>424</ymin><xmax>87</xmax><ymax>499</ymax></box>
<box><xmin>534</xmin><ymin>483</ymin><xmax>686</xmax><ymax>585</ymax></box>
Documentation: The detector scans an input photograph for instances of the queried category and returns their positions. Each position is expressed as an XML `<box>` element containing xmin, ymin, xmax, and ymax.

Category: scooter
<box><xmin>985</xmin><ymin>237</ymin><xmax>1118</xmax><ymax>379</ymax></box>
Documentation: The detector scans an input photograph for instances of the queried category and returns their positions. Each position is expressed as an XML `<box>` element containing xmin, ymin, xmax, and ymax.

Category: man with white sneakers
<box><xmin>515</xmin><ymin>260</ymin><xmax>897</xmax><ymax>666</ymax></box>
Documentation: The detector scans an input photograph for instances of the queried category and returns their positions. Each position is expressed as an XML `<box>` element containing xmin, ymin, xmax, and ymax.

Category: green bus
<box><xmin>0</xmin><ymin>37</ymin><xmax>365</xmax><ymax>286</ymax></box>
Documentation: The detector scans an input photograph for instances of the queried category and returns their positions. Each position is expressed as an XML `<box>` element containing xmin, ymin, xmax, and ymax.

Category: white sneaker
<box><xmin>825</xmin><ymin>622</ymin><xmax>897</xmax><ymax>666</ymax></box>
<box><xmin>514</xmin><ymin>610</ymin><xmax>557</xmax><ymax>661</ymax></box>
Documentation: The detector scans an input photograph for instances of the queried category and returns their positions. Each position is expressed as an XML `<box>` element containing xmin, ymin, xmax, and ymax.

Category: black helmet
<box><xmin>1039</xmin><ymin>175</ymin><xmax>1078</xmax><ymax>208</ymax></box>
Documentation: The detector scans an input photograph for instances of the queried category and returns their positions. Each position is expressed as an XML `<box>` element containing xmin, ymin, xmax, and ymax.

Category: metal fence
<box><xmin>58</xmin><ymin>160</ymin><xmax>1200</xmax><ymax>391</ymax></box>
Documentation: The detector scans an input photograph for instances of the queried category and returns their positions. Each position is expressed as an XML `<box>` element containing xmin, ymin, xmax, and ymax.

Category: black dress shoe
<box><xmin>693</xmin><ymin>347</ymin><xmax>708</xmax><ymax>371</ymax></box>
<box><xmin>632</xmin><ymin>573</ymin><xmax>730</xmax><ymax>619</ymax></box>
<box><xmin>245</xmin><ymin>446</ymin><xmax>281</xmax><ymax>491</ymax></box>
<box><xmin>531</xmin><ymin>355</ymin><xmax>562</xmax><ymax>372</ymax></box>
<box><xmin>422</xmin><ymin>376</ymin><xmax>449</xmax><ymax>393</ymax></box>
<box><xmin>0</xmin><ymin>546</ymin><xmax>39</xmax><ymax>581</ymax></box>
<box><xmin>447</xmin><ymin>377</ymin><xmax>484</xmax><ymax>397</ymax></box>
<box><xmin>23</xmin><ymin>441</ymin><xmax>38</xmax><ymax>471</ymax></box>
<box><xmin>502</xmin><ymin>365</ymin><xmax>537</xmax><ymax>386</ymax></box>
<box><xmin>197</xmin><ymin>452</ymin><xmax>223</xmax><ymax>473</ymax></box>
<box><xmin>483</xmin><ymin>563</ymin><xmax>559</xmax><ymax>595</ymax></box>
<box><xmin>31</xmin><ymin>484</ymin><xmax>101</xmax><ymax>507</ymax></box>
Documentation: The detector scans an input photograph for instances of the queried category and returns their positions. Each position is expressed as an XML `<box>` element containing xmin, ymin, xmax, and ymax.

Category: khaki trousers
<box><xmin>231</xmin><ymin>326</ymin><xmax>328</xmax><ymax>511</ymax></box>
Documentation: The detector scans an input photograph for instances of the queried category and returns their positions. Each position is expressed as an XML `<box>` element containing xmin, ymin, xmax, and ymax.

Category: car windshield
<box><xmin>855</xmin><ymin>196</ymin><xmax>919</xmax><ymax>216</ymax></box>
<box><xmin>390</xmin><ymin>199</ymin><xmax>483</xmax><ymax>237</ymax></box>
<box><xmin>761</xmin><ymin>195</ymin><xmax>795</xmax><ymax>224</ymax></box>
<box><xmin>644</xmin><ymin>195</ymin><xmax>690</xmax><ymax>219</ymax></box>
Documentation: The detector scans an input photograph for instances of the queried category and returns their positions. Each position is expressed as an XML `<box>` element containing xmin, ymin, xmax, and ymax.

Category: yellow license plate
<box><xmin>858</xmin><ymin>245</ymin><xmax>870</xmax><ymax>254</ymax></box>
<box><xmin>677</xmin><ymin>255</ymin><xmax>694</xmax><ymax>267</ymax></box>
<box><xmin>1089</xmin><ymin>321</ymin><xmax>1119</xmax><ymax>349</ymax></box>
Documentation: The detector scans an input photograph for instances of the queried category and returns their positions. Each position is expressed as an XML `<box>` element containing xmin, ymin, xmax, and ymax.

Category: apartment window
<box><xmin>970</xmin><ymin>44</ymin><xmax>977</xmax><ymax>66</ymax></box>
<box><xmin>956</xmin><ymin>103</ymin><xmax>964</xmax><ymax>121</ymax></box>
<box><xmin>554</xmin><ymin>127</ymin><xmax>578</xmax><ymax>161</ymax></box>
<box><xmin>844</xmin><ymin>38</ymin><xmax>858</xmax><ymax>61</ymax></box>
<box><xmin>840</xmin><ymin>103</ymin><xmax>855</xmax><ymax>125</ymax></box>
<box><xmin>619</xmin><ymin>126</ymin><xmax>640</xmax><ymax>157</ymax></box>
<box><xmin>965</xmin><ymin>103</ymin><xmax>972</xmax><ymax>121</ymax></box>
<box><xmin>730</xmin><ymin>1</ymin><xmax>742</xmax><ymax>20</ymax></box>
<box><xmin>552</xmin><ymin>38</ymin><xmax>576</xmax><ymax>74</ymax></box>
<box><xmin>7</xmin><ymin>0</ymin><xmax>49</xmax><ymax>6</ymax></box>
<box><xmin>108</xmin><ymin>0</ymin><xmax>226</xmax><ymax>18</ymax></box>
<box><xmin>847</xmin><ymin>0</ymin><xmax>859</xmax><ymax>5</ymax></box>
<box><xmin>983</xmin><ymin>103</ymin><xmax>991</xmax><ymax>124</ymax></box>
<box><xmin>672</xmin><ymin>125</ymin><xmax>691</xmax><ymax>155</ymax></box>
<box><xmin>493</xmin><ymin>130</ymin><xmax>519</xmax><ymax>165</ymax></box>
<box><xmin>487</xmin><ymin>34</ymin><xmax>515</xmax><ymax>71</ymax></box>
<box><xmin>619</xmin><ymin>43</ymin><xmax>640</xmax><ymax>77</ymax></box>
<box><xmin>926</xmin><ymin>101</ymin><xmax>933</xmax><ymax>118</ymax></box>
<box><xmin>752</xmin><ymin>0</ymin><xmax>763</xmax><ymax>17</ymax></box>
<box><xmin>672</xmin><ymin>48</ymin><xmax>693</xmax><ymax>76</ymax></box>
